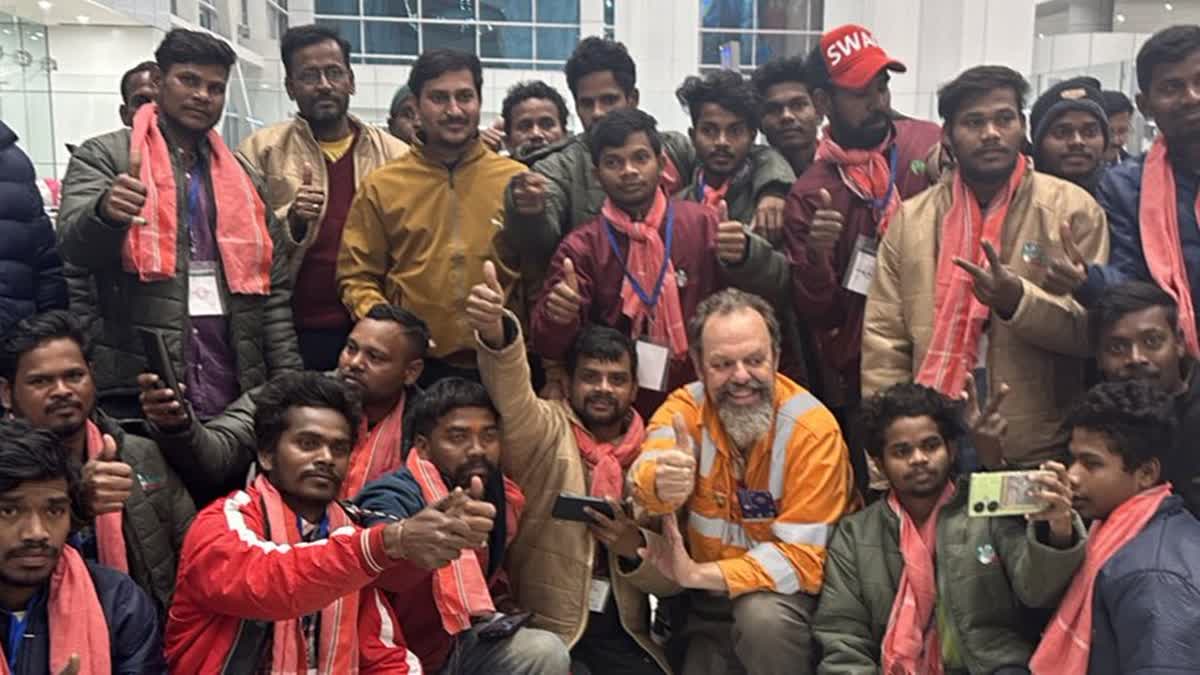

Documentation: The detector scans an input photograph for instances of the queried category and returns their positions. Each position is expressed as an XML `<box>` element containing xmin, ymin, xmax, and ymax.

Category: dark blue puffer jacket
<box><xmin>0</xmin><ymin>119</ymin><xmax>66</xmax><ymax>334</ymax></box>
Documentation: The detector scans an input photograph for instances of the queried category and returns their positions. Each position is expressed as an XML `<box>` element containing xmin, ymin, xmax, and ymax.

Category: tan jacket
<box><xmin>476</xmin><ymin>317</ymin><xmax>676</xmax><ymax>673</ymax></box>
<box><xmin>862</xmin><ymin>169</ymin><xmax>1109</xmax><ymax>463</ymax></box>
<box><xmin>236</xmin><ymin>114</ymin><xmax>408</xmax><ymax>280</ymax></box>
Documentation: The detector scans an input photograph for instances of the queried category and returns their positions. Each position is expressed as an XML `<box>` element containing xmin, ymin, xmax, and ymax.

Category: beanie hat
<box><xmin>1030</xmin><ymin>76</ymin><xmax>1110</xmax><ymax>154</ymax></box>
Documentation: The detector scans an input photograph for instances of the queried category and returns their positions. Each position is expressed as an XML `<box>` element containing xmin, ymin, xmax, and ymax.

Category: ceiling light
<box><xmin>1165</xmin><ymin>2</ymin><xmax>1174</xmax><ymax>10</ymax></box>
<box><xmin>76</xmin><ymin>15</ymin><xmax>90</xmax><ymax>23</ymax></box>
<box><xmin>36</xmin><ymin>1</ymin><xmax>52</xmax><ymax>10</ymax></box>
<box><xmin>1116</xmin><ymin>13</ymin><xmax>1126</xmax><ymax>22</ymax></box>
<box><xmin>1038</xmin><ymin>32</ymin><xmax>1045</xmax><ymax>39</ymax></box>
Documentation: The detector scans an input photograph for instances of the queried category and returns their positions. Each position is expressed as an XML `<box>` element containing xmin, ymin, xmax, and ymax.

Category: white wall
<box><xmin>616</xmin><ymin>0</ymin><xmax>697</xmax><ymax>134</ymax></box>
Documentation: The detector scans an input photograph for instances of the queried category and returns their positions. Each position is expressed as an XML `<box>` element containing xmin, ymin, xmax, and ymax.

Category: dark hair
<box><xmin>1101</xmin><ymin>89</ymin><xmax>1135</xmax><ymax>116</ymax></box>
<box><xmin>0</xmin><ymin>311</ymin><xmax>91</xmax><ymax>382</ymax></box>
<box><xmin>407</xmin><ymin>49</ymin><xmax>482</xmax><ymax>99</ymax></box>
<box><xmin>588</xmin><ymin>107</ymin><xmax>662</xmax><ymax>165</ymax></box>
<box><xmin>252</xmin><ymin>372</ymin><xmax>363</xmax><ymax>456</ymax></box>
<box><xmin>936</xmin><ymin>65</ymin><xmax>1029</xmax><ymax>123</ymax></box>
<box><xmin>0</xmin><ymin>418</ymin><xmax>84</xmax><ymax>526</ymax></box>
<box><xmin>154</xmin><ymin>28</ymin><xmax>236</xmax><ymax>75</ymax></box>
<box><xmin>364</xmin><ymin>303</ymin><xmax>432</xmax><ymax>359</ymax></box>
<box><xmin>565</xmin><ymin>37</ymin><xmax>636</xmax><ymax>100</ymax></box>
<box><xmin>676</xmin><ymin>70</ymin><xmax>762</xmax><ymax>132</ymax></box>
<box><xmin>1136</xmin><ymin>24</ymin><xmax>1200</xmax><ymax>93</ymax></box>
<box><xmin>752</xmin><ymin>55</ymin><xmax>809</xmax><ymax>98</ymax></box>
<box><xmin>501</xmin><ymin>80</ymin><xmax>569</xmax><ymax>136</ymax></box>
<box><xmin>1089</xmin><ymin>281</ymin><xmax>1179</xmax><ymax>350</ymax></box>
<box><xmin>859</xmin><ymin>383</ymin><xmax>965</xmax><ymax>459</ymax></box>
<box><xmin>803</xmin><ymin>45</ymin><xmax>834</xmax><ymax>94</ymax></box>
<box><xmin>119</xmin><ymin>61</ymin><xmax>160</xmax><ymax>103</ymax></box>
<box><xmin>1063</xmin><ymin>380</ymin><xmax>1175</xmax><ymax>474</ymax></box>
<box><xmin>566</xmin><ymin>324</ymin><xmax>637</xmax><ymax>377</ymax></box>
<box><xmin>280</xmin><ymin>24</ymin><xmax>352</xmax><ymax>77</ymax></box>
<box><xmin>409</xmin><ymin>378</ymin><xmax>499</xmax><ymax>440</ymax></box>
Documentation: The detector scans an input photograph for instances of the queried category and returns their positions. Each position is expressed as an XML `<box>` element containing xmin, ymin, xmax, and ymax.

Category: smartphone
<box><xmin>967</xmin><ymin>470</ymin><xmax>1050</xmax><ymax>518</ymax></box>
<box><xmin>137</xmin><ymin>328</ymin><xmax>182</xmax><ymax>399</ymax></box>
<box><xmin>477</xmin><ymin>611</ymin><xmax>532</xmax><ymax>641</ymax></box>
<box><xmin>552</xmin><ymin>492</ymin><xmax>615</xmax><ymax>523</ymax></box>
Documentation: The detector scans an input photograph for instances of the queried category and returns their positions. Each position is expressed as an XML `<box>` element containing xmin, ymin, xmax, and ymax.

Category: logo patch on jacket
<box><xmin>137</xmin><ymin>473</ymin><xmax>166</xmax><ymax>492</ymax></box>
<box><xmin>1020</xmin><ymin>241</ymin><xmax>1048</xmax><ymax>267</ymax></box>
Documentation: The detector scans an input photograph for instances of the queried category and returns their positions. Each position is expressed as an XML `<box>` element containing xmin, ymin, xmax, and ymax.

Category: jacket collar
<box><xmin>291</xmin><ymin>111</ymin><xmax>366</xmax><ymax>144</ymax></box>
<box><xmin>410</xmin><ymin>135</ymin><xmax>490</xmax><ymax>171</ymax></box>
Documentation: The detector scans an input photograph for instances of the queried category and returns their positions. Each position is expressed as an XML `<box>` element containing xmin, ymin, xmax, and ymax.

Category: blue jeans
<box><xmin>437</xmin><ymin>625</ymin><xmax>570</xmax><ymax>675</ymax></box>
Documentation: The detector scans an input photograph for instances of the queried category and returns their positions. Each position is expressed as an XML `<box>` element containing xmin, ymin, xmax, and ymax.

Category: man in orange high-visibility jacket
<box><xmin>631</xmin><ymin>288</ymin><xmax>855</xmax><ymax>675</ymax></box>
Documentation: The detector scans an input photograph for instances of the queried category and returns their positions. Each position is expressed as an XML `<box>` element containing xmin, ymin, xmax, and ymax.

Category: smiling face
<box><xmin>285</xmin><ymin>39</ymin><xmax>354</xmax><ymax>128</ymax></box>
<box><xmin>157</xmin><ymin>62</ymin><xmax>228</xmax><ymax>134</ymax></box>
<box><xmin>0</xmin><ymin>479</ymin><xmax>71</xmax><ymax>601</ymax></box>
<box><xmin>690</xmin><ymin>102</ymin><xmax>754</xmax><ymax>180</ymax></box>
<box><xmin>417</xmin><ymin>68</ymin><xmax>481</xmax><ymax>151</ymax></box>
<box><xmin>568</xmin><ymin>353</ymin><xmax>637</xmax><ymax>430</ymax></box>
<box><xmin>1038</xmin><ymin>110</ymin><xmax>1106</xmax><ymax>183</ymax></box>
<box><xmin>0</xmin><ymin>338</ymin><xmax>95</xmax><ymax>442</ymax></box>
<box><xmin>1097</xmin><ymin>306</ymin><xmax>1186</xmax><ymax>393</ymax></box>
<box><xmin>877</xmin><ymin>415</ymin><xmax>956</xmax><ymax>499</ymax></box>
<box><xmin>693</xmin><ymin>308</ymin><xmax>779</xmax><ymax>449</ymax></box>
<box><xmin>257</xmin><ymin>406</ymin><xmax>353</xmax><ymax>512</ymax></box>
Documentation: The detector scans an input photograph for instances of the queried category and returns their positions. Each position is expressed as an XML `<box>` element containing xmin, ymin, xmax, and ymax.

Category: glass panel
<box><xmin>481</xmin><ymin>25</ymin><xmax>532</xmax><ymax>60</ymax></box>
<box><xmin>481</xmin><ymin>0</ymin><xmax>531</xmax><ymax>22</ymax></box>
<box><xmin>536</xmin><ymin>26</ymin><xmax>578</xmax><ymax>61</ymax></box>
<box><xmin>604</xmin><ymin>0</ymin><xmax>614</xmax><ymax>25</ymax></box>
<box><xmin>317</xmin><ymin>18</ymin><xmax>361</xmax><ymax>53</ymax></box>
<box><xmin>364</xmin><ymin>0</ymin><xmax>416</xmax><ymax>17</ymax></box>
<box><xmin>424</xmin><ymin>22</ymin><xmax>477</xmax><ymax>54</ymax></box>
<box><xmin>700</xmin><ymin>31</ymin><xmax>753</xmax><ymax>66</ymax></box>
<box><xmin>423</xmin><ymin>0</ymin><xmax>475</xmax><ymax>20</ymax></box>
<box><xmin>701</xmin><ymin>0</ymin><xmax>752</xmax><ymax>29</ymax></box>
<box><xmin>315</xmin><ymin>0</ymin><xmax>359</xmax><ymax>15</ymax></box>
<box><xmin>537</xmin><ymin>0</ymin><xmax>579</xmax><ymax>23</ymax></box>
<box><xmin>364</xmin><ymin>20</ymin><xmax>418</xmax><ymax>55</ymax></box>
<box><xmin>758</xmin><ymin>0</ymin><xmax>820</xmax><ymax>31</ymax></box>
<box><xmin>362</xmin><ymin>55</ymin><xmax>417</xmax><ymax>64</ymax></box>
<box><xmin>756</xmin><ymin>33</ymin><xmax>815</xmax><ymax>64</ymax></box>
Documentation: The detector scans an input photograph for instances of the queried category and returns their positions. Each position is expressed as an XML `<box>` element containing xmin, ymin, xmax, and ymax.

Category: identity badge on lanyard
<box><xmin>606</xmin><ymin>206</ymin><xmax>675</xmax><ymax>392</ymax></box>
<box><xmin>188</xmin><ymin>261</ymin><xmax>227</xmax><ymax>317</ymax></box>
<box><xmin>842</xmin><ymin>146</ymin><xmax>897</xmax><ymax>297</ymax></box>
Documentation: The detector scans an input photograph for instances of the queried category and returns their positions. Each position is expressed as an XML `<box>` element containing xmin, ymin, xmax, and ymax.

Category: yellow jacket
<box><xmin>337</xmin><ymin>139</ymin><xmax>525</xmax><ymax>361</ymax></box>
<box><xmin>631</xmin><ymin>375</ymin><xmax>855</xmax><ymax>597</ymax></box>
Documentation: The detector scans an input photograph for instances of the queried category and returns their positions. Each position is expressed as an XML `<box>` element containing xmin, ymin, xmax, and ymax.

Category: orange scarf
<box><xmin>572</xmin><ymin>412</ymin><xmax>646</xmax><ymax>500</ymax></box>
<box><xmin>600</xmin><ymin>189</ymin><xmax>689</xmax><ymax>357</ymax></box>
<box><xmin>814</xmin><ymin>126</ymin><xmax>902</xmax><ymax>238</ymax></box>
<box><xmin>124</xmin><ymin>103</ymin><xmax>272</xmax><ymax>294</ymax></box>
<box><xmin>255</xmin><ymin>474</ymin><xmax>360</xmax><ymax>674</ymax></box>
<box><xmin>1139</xmin><ymin>136</ymin><xmax>1200</xmax><ymax>356</ymax></box>
<box><xmin>881</xmin><ymin>481</ymin><xmax>956</xmax><ymax>675</ymax></box>
<box><xmin>1030</xmin><ymin>483</ymin><xmax>1171</xmax><ymax>675</ymax></box>
<box><xmin>916</xmin><ymin>159</ymin><xmax>1029</xmax><ymax>395</ymax></box>
<box><xmin>84</xmin><ymin>421</ymin><xmax>128</xmax><ymax>575</ymax></box>
<box><xmin>405</xmin><ymin>450</ymin><xmax>494</xmax><ymax>635</ymax></box>
<box><xmin>0</xmin><ymin>547</ymin><xmax>112</xmax><ymax>675</ymax></box>
<box><xmin>694</xmin><ymin>171</ymin><xmax>731</xmax><ymax>213</ymax></box>
<box><xmin>341</xmin><ymin>394</ymin><xmax>406</xmax><ymax>499</ymax></box>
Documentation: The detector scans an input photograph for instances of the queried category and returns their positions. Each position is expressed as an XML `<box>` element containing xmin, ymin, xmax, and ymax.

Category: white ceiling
<box><xmin>0</xmin><ymin>0</ymin><xmax>143</xmax><ymax>27</ymax></box>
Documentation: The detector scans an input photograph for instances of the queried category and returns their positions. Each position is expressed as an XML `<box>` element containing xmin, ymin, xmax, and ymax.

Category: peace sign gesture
<box><xmin>962</xmin><ymin>371</ymin><xmax>1011</xmax><ymax>470</ymax></box>
<box><xmin>953</xmin><ymin>240</ymin><xmax>1023</xmax><ymax>320</ymax></box>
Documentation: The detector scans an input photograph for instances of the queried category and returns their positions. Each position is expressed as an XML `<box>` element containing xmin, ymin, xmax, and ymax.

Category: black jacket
<box><xmin>1169</xmin><ymin>370</ymin><xmax>1200</xmax><ymax>517</ymax></box>
<box><xmin>0</xmin><ymin>120</ymin><xmax>66</xmax><ymax>334</ymax></box>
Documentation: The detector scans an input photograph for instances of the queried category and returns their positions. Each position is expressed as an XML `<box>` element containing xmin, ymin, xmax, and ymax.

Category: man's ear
<box><xmin>1135</xmin><ymin>457</ymin><xmax>1162</xmax><ymax>490</ymax></box>
<box><xmin>812</xmin><ymin>88</ymin><xmax>832</xmax><ymax>118</ymax></box>
<box><xmin>284</xmin><ymin>75</ymin><xmax>297</xmax><ymax>102</ymax></box>
<box><xmin>1136</xmin><ymin>92</ymin><xmax>1151</xmax><ymax>120</ymax></box>
<box><xmin>256</xmin><ymin>448</ymin><xmax>275</xmax><ymax>474</ymax></box>
<box><xmin>404</xmin><ymin>358</ymin><xmax>424</xmax><ymax>387</ymax></box>
<box><xmin>413</xmin><ymin>435</ymin><xmax>431</xmax><ymax>460</ymax></box>
<box><xmin>348</xmin><ymin>68</ymin><xmax>357</xmax><ymax>96</ymax></box>
<box><xmin>0</xmin><ymin>378</ymin><xmax>11</xmax><ymax>411</ymax></box>
<box><xmin>630</xmin><ymin>87</ymin><xmax>640</xmax><ymax>108</ymax></box>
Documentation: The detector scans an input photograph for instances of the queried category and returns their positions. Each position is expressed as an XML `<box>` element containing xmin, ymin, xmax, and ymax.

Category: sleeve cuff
<box><xmin>360</xmin><ymin>523</ymin><xmax>391</xmax><ymax>574</ymax></box>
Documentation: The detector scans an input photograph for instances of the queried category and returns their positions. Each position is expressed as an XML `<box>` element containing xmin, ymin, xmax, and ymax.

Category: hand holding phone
<box><xmin>968</xmin><ymin>470</ymin><xmax>1052</xmax><ymax>517</ymax></box>
<box><xmin>552</xmin><ymin>492</ymin><xmax>615</xmax><ymax>522</ymax></box>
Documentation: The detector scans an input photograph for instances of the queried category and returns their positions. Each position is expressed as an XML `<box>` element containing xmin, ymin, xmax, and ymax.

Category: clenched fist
<box><xmin>654</xmin><ymin>414</ymin><xmax>698</xmax><ymax>507</ymax></box>
<box><xmin>511</xmin><ymin>171</ymin><xmax>548</xmax><ymax>216</ymax></box>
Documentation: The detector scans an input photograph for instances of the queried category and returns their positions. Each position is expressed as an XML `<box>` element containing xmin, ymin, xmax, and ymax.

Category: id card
<box><xmin>188</xmin><ymin>262</ymin><xmax>226</xmax><ymax>317</ymax></box>
<box><xmin>636</xmin><ymin>339</ymin><xmax>670</xmax><ymax>392</ymax></box>
<box><xmin>842</xmin><ymin>235</ymin><xmax>878</xmax><ymax>296</ymax></box>
<box><xmin>737</xmin><ymin>488</ymin><xmax>778</xmax><ymax>521</ymax></box>
<box><xmin>588</xmin><ymin>577</ymin><xmax>612</xmax><ymax>613</ymax></box>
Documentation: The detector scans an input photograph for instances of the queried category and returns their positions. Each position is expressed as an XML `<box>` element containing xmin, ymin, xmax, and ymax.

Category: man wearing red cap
<box><xmin>781</xmin><ymin>25</ymin><xmax>942</xmax><ymax>489</ymax></box>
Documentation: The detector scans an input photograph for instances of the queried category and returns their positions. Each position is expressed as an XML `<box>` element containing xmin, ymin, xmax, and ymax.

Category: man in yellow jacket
<box><xmin>631</xmin><ymin>288</ymin><xmax>855</xmax><ymax>675</ymax></box>
<box><xmin>337</xmin><ymin>49</ymin><xmax>525</xmax><ymax>384</ymax></box>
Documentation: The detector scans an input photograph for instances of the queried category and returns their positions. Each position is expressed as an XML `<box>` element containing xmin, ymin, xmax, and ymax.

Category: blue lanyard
<box><xmin>693</xmin><ymin>170</ymin><xmax>714</xmax><ymax>202</ymax></box>
<box><xmin>297</xmin><ymin>513</ymin><xmax>330</xmax><ymax>541</ymax></box>
<box><xmin>870</xmin><ymin>145</ymin><xmax>899</xmax><ymax>212</ymax></box>
<box><xmin>604</xmin><ymin>204</ymin><xmax>675</xmax><ymax>309</ymax></box>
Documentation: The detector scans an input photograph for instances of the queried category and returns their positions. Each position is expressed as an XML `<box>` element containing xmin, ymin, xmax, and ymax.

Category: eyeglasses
<box><xmin>294</xmin><ymin>66</ymin><xmax>349</xmax><ymax>86</ymax></box>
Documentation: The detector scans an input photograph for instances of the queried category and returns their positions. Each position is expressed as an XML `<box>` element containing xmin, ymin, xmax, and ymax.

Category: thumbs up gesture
<box><xmin>466</xmin><ymin>260</ymin><xmax>508</xmax><ymax>347</ymax></box>
<box><xmin>101</xmin><ymin>148</ymin><xmax>148</xmax><ymax>226</ymax></box>
<box><xmin>1042</xmin><ymin>219</ymin><xmax>1089</xmax><ymax>296</ymax></box>
<box><xmin>715</xmin><ymin>200</ymin><xmax>749</xmax><ymax>265</ymax></box>
<box><xmin>544</xmin><ymin>257</ymin><xmax>583</xmax><ymax>326</ymax></box>
<box><xmin>807</xmin><ymin>188</ymin><xmax>844</xmax><ymax>254</ymax></box>
<box><xmin>288</xmin><ymin>161</ymin><xmax>326</xmax><ymax>228</ymax></box>
<box><xmin>81</xmin><ymin>434</ymin><xmax>134</xmax><ymax>516</ymax></box>
<box><xmin>654</xmin><ymin>414</ymin><xmax>698</xmax><ymax>507</ymax></box>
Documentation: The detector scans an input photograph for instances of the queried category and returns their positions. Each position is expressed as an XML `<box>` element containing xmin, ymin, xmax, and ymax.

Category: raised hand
<box><xmin>288</xmin><ymin>161</ymin><xmax>326</xmax><ymax>227</ymax></box>
<box><xmin>586</xmin><ymin>498</ymin><xmax>645</xmax><ymax>560</ymax></box>
<box><xmin>654</xmin><ymin>414</ymin><xmax>697</xmax><ymax>507</ymax></box>
<box><xmin>511</xmin><ymin>171</ymin><xmax>548</xmax><ymax>216</ymax></box>
<box><xmin>386</xmin><ymin>488</ymin><xmax>481</xmax><ymax>569</ymax></box>
<box><xmin>637</xmin><ymin>514</ymin><xmax>697</xmax><ymax>586</ymax></box>
<box><xmin>137</xmin><ymin>373</ymin><xmax>189</xmax><ymax>432</ymax></box>
<box><xmin>716</xmin><ymin>200</ymin><xmax>749</xmax><ymax>265</ymax></box>
<box><xmin>1026</xmin><ymin>461</ymin><xmax>1076</xmax><ymax>547</ymax></box>
<box><xmin>481</xmin><ymin>117</ymin><xmax>506</xmax><ymax>152</ymax></box>
<box><xmin>807</xmin><ymin>188</ymin><xmax>843</xmax><ymax>254</ymax></box>
<box><xmin>544</xmin><ymin>257</ymin><xmax>583</xmax><ymax>326</ymax></box>
<box><xmin>82</xmin><ymin>434</ymin><xmax>133</xmax><ymax>516</ymax></box>
<box><xmin>1042</xmin><ymin>220</ymin><xmax>1088</xmax><ymax>296</ymax></box>
<box><xmin>962</xmin><ymin>371</ymin><xmax>1011</xmax><ymax>470</ymax></box>
<box><xmin>750</xmin><ymin>193</ymin><xmax>786</xmax><ymax>245</ymax></box>
<box><xmin>101</xmin><ymin>148</ymin><xmax>148</xmax><ymax>226</ymax></box>
<box><xmin>466</xmin><ymin>260</ymin><xmax>507</xmax><ymax>347</ymax></box>
<box><xmin>953</xmin><ymin>240</ymin><xmax>1023</xmax><ymax>319</ymax></box>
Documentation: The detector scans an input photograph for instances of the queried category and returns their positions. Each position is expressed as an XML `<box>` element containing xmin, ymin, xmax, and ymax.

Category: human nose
<box><xmin>20</xmin><ymin>512</ymin><xmax>49</xmax><ymax>543</ymax></box>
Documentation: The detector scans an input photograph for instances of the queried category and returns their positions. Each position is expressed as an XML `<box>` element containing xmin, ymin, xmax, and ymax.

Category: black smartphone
<box><xmin>138</xmin><ymin>328</ymin><xmax>182</xmax><ymax>398</ymax></box>
<box><xmin>477</xmin><ymin>611</ymin><xmax>532</xmax><ymax>641</ymax></box>
<box><xmin>552</xmin><ymin>492</ymin><xmax>615</xmax><ymax>523</ymax></box>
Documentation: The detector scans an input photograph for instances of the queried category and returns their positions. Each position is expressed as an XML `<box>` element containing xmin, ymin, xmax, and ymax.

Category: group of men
<box><xmin>2</xmin><ymin>11</ymin><xmax>1200</xmax><ymax>675</ymax></box>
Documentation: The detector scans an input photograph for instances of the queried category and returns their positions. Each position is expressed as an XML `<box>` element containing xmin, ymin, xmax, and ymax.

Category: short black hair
<box><xmin>565</xmin><ymin>37</ymin><xmax>636</xmax><ymax>100</ymax></box>
<box><xmin>407</xmin><ymin>49</ymin><xmax>482</xmax><ymax>99</ymax></box>
<box><xmin>588</xmin><ymin>107</ymin><xmax>662</xmax><ymax>165</ymax></box>
<box><xmin>409</xmin><ymin>377</ymin><xmax>499</xmax><ymax>440</ymax></box>
<box><xmin>1089</xmin><ymin>281</ymin><xmax>1180</xmax><ymax>349</ymax></box>
<box><xmin>1136</xmin><ymin>24</ymin><xmax>1200</xmax><ymax>94</ymax></box>
<box><xmin>154</xmin><ymin>28</ymin><xmax>236</xmax><ymax>75</ymax></box>
<box><xmin>803</xmin><ymin>45</ymin><xmax>834</xmax><ymax>94</ymax></box>
<box><xmin>0</xmin><ymin>311</ymin><xmax>91</xmax><ymax>382</ymax></box>
<box><xmin>676</xmin><ymin>70</ymin><xmax>762</xmax><ymax>132</ymax></box>
<box><xmin>566</xmin><ymin>324</ymin><xmax>637</xmax><ymax>377</ymax></box>
<box><xmin>752</xmin><ymin>55</ymin><xmax>809</xmax><ymax>97</ymax></box>
<box><xmin>0</xmin><ymin>418</ymin><xmax>84</xmax><ymax>526</ymax></box>
<box><xmin>252</xmin><ymin>372</ymin><xmax>363</xmax><ymax>457</ymax></box>
<box><xmin>364</xmin><ymin>303</ymin><xmax>432</xmax><ymax>358</ymax></box>
<box><xmin>1102</xmin><ymin>89</ymin><xmax>1135</xmax><ymax>117</ymax></box>
<box><xmin>859</xmin><ymin>383</ymin><xmax>966</xmax><ymax>459</ymax></box>
<box><xmin>1063</xmin><ymin>380</ymin><xmax>1175</xmax><ymax>474</ymax></box>
<box><xmin>120</xmin><ymin>61</ymin><xmax>160</xmax><ymax>103</ymax></box>
<box><xmin>937</xmin><ymin>65</ymin><xmax>1029</xmax><ymax>124</ymax></box>
<box><xmin>501</xmin><ymin>80</ymin><xmax>569</xmax><ymax>136</ymax></box>
<box><xmin>280</xmin><ymin>24</ymin><xmax>352</xmax><ymax>77</ymax></box>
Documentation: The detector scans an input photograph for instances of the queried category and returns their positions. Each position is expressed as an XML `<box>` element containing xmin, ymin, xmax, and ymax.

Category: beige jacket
<box><xmin>236</xmin><ymin>113</ymin><xmax>408</xmax><ymax>280</ymax></box>
<box><xmin>476</xmin><ymin>317</ymin><xmax>676</xmax><ymax>673</ymax></box>
<box><xmin>862</xmin><ymin>169</ymin><xmax>1109</xmax><ymax>464</ymax></box>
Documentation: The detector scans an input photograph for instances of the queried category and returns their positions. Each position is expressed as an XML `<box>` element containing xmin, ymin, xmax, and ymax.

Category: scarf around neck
<box><xmin>341</xmin><ymin>393</ymin><xmax>406</xmax><ymax>499</ymax></box>
<box><xmin>572</xmin><ymin>411</ymin><xmax>646</xmax><ymax>500</ymax></box>
<box><xmin>815</xmin><ymin>125</ymin><xmax>902</xmax><ymax>238</ymax></box>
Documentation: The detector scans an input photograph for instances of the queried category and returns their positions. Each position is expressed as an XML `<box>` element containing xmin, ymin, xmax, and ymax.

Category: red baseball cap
<box><xmin>819</xmin><ymin>24</ymin><xmax>906</xmax><ymax>90</ymax></box>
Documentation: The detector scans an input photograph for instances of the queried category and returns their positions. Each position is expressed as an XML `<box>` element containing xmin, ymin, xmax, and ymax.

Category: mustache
<box><xmin>45</xmin><ymin>399</ymin><xmax>81</xmax><ymax>414</ymax></box>
<box><xmin>584</xmin><ymin>392</ymin><xmax>619</xmax><ymax>408</ymax></box>
<box><xmin>716</xmin><ymin>377</ymin><xmax>769</xmax><ymax>402</ymax></box>
<box><xmin>1119</xmin><ymin>363</ymin><xmax>1161</xmax><ymax>380</ymax></box>
<box><xmin>452</xmin><ymin>457</ymin><xmax>497</xmax><ymax>488</ymax></box>
<box><xmin>7</xmin><ymin>544</ymin><xmax>56</xmax><ymax>560</ymax></box>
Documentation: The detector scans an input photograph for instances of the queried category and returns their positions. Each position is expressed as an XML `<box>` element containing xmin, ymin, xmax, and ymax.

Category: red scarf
<box><xmin>916</xmin><ymin>159</ymin><xmax>1029</xmax><ymax>395</ymax></box>
<box><xmin>84</xmin><ymin>421</ymin><xmax>128</xmax><ymax>575</ymax></box>
<box><xmin>255</xmin><ymin>474</ymin><xmax>360</xmax><ymax>674</ymax></box>
<box><xmin>881</xmin><ymin>481</ymin><xmax>956</xmax><ymax>675</ymax></box>
<box><xmin>814</xmin><ymin>126</ymin><xmax>902</xmax><ymax>238</ymax></box>
<box><xmin>0</xmin><ymin>546</ymin><xmax>111</xmax><ymax>675</ymax></box>
<box><xmin>341</xmin><ymin>395</ymin><xmax>406</xmax><ymax>499</ymax></box>
<box><xmin>1139</xmin><ymin>136</ymin><xmax>1200</xmax><ymax>356</ymax></box>
<box><xmin>600</xmin><ymin>189</ymin><xmax>689</xmax><ymax>357</ymax></box>
<box><xmin>572</xmin><ymin>412</ymin><xmax>646</xmax><ymax>500</ymax></box>
<box><xmin>1030</xmin><ymin>483</ymin><xmax>1172</xmax><ymax>675</ymax></box>
<box><xmin>404</xmin><ymin>450</ymin><xmax>494</xmax><ymax>635</ymax></box>
<box><xmin>124</xmin><ymin>103</ymin><xmax>272</xmax><ymax>294</ymax></box>
<box><xmin>695</xmin><ymin>171</ymin><xmax>731</xmax><ymax>213</ymax></box>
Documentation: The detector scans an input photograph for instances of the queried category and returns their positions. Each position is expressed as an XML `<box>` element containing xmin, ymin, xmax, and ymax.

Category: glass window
<box><xmin>316</xmin><ymin>0</ymin><xmax>359</xmax><ymax>15</ymax></box>
<box><xmin>537</xmin><ymin>0</ymin><xmax>579</xmax><ymax>23</ymax></box>
<box><xmin>364</xmin><ymin>0</ymin><xmax>416</xmax><ymax>18</ymax></box>
<box><xmin>316</xmin><ymin>18</ymin><xmax>361</xmax><ymax>53</ymax></box>
<box><xmin>482</xmin><ymin>0</ymin><xmax>531</xmax><ymax>23</ymax></box>
<box><xmin>365</xmin><ymin>19</ymin><xmax>418</xmax><ymax>55</ymax></box>
<box><xmin>604</xmin><ymin>0</ymin><xmax>614</xmax><ymax>26</ymax></box>
<box><xmin>423</xmin><ymin>0</ymin><xmax>474</xmax><ymax>20</ymax></box>
<box><xmin>756</xmin><ymin>33</ymin><xmax>815</xmax><ymax>62</ymax></box>
<box><xmin>758</xmin><ymin>0</ymin><xmax>820</xmax><ymax>30</ymax></box>
<box><xmin>536</xmin><ymin>26</ymin><xmax>578</xmax><ymax>61</ymax></box>
<box><xmin>700</xmin><ymin>31</ymin><xmax>754</xmax><ymax>67</ymax></box>
<box><xmin>702</xmin><ymin>0</ymin><xmax>752</xmax><ymax>29</ymax></box>
<box><xmin>481</xmin><ymin>25</ymin><xmax>532</xmax><ymax>60</ymax></box>
<box><xmin>424</xmin><ymin>22</ymin><xmax>477</xmax><ymax>54</ymax></box>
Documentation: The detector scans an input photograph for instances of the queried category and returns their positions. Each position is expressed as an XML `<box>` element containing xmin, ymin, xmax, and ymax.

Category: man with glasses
<box><xmin>238</xmin><ymin>24</ymin><xmax>409</xmax><ymax>371</ymax></box>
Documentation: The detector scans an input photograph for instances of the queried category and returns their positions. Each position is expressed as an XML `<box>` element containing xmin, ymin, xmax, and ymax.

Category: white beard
<box><xmin>717</xmin><ymin>400</ymin><xmax>774</xmax><ymax>450</ymax></box>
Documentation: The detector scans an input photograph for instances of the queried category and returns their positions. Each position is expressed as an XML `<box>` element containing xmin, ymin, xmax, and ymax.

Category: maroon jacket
<box><xmin>783</xmin><ymin>118</ymin><xmax>942</xmax><ymax>406</ymax></box>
